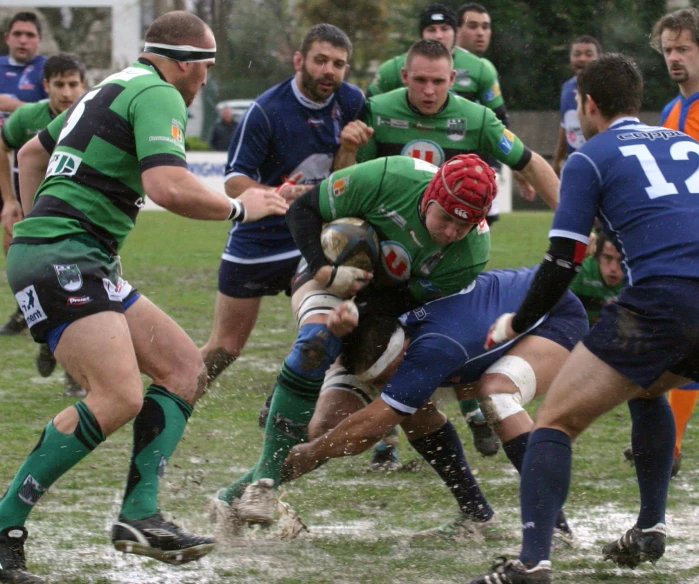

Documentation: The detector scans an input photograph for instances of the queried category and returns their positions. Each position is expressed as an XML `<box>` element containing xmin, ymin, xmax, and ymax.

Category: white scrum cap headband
<box><xmin>143</xmin><ymin>42</ymin><xmax>216</xmax><ymax>63</ymax></box>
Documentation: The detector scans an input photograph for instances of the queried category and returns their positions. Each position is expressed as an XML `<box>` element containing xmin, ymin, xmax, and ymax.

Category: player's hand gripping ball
<box><xmin>321</xmin><ymin>218</ymin><xmax>380</xmax><ymax>271</ymax></box>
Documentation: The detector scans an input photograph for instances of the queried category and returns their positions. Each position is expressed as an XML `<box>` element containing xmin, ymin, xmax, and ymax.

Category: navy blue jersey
<box><xmin>560</xmin><ymin>76</ymin><xmax>583</xmax><ymax>156</ymax></box>
<box><xmin>552</xmin><ymin>117</ymin><xmax>699</xmax><ymax>285</ymax></box>
<box><xmin>0</xmin><ymin>54</ymin><xmax>47</xmax><ymax>125</ymax></box>
<box><xmin>380</xmin><ymin>267</ymin><xmax>587</xmax><ymax>415</ymax></box>
<box><xmin>224</xmin><ymin>77</ymin><xmax>365</xmax><ymax>261</ymax></box>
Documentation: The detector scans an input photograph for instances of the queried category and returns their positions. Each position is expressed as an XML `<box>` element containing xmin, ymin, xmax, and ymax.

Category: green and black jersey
<box><xmin>318</xmin><ymin>156</ymin><xmax>490</xmax><ymax>303</ymax></box>
<box><xmin>1</xmin><ymin>99</ymin><xmax>55</xmax><ymax>195</ymax></box>
<box><xmin>12</xmin><ymin>59</ymin><xmax>188</xmax><ymax>253</ymax></box>
<box><xmin>357</xmin><ymin>88</ymin><xmax>527</xmax><ymax>169</ymax></box>
<box><xmin>569</xmin><ymin>256</ymin><xmax>623</xmax><ymax>325</ymax></box>
<box><xmin>367</xmin><ymin>47</ymin><xmax>503</xmax><ymax>111</ymax></box>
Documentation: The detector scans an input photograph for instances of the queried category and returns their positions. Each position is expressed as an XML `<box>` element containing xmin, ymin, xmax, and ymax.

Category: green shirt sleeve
<box><xmin>130</xmin><ymin>84</ymin><xmax>188</xmax><ymax>165</ymax></box>
<box><xmin>317</xmin><ymin>158</ymin><xmax>387</xmax><ymax>221</ymax></box>
<box><xmin>478</xmin><ymin>58</ymin><xmax>505</xmax><ymax>111</ymax></box>
<box><xmin>367</xmin><ymin>56</ymin><xmax>403</xmax><ymax>96</ymax></box>
<box><xmin>2</xmin><ymin>106</ymin><xmax>29</xmax><ymax>149</ymax></box>
<box><xmin>478</xmin><ymin>107</ymin><xmax>525</xmax><ymax>167</ymax></box>
<box><xmin>356</xmin><ymin>101</ymin><xmax>378</xmax><ymax>163</ymax></box>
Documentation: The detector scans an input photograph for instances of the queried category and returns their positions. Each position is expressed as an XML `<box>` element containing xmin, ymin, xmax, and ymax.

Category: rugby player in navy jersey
<box><xmin>200</xmin><ymin>24</ymin><xmax>366</xmax><ymax>388</ymax></box>
<box><xmin>469</xmin><ymin>53</ymin><xmax>699</xmax><ymax>583</ymax></box>
<box><xmin>282</xmin><ymin>266</ymin><xmax>587</xmax><ymax>543</ymax></box>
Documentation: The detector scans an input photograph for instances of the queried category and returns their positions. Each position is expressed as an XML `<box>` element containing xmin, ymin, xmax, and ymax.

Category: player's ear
<box><xmin>401</xmin><ymin>67</ymin><xmax>408</xmax><ymax>86</ymax></box>
<box><xmin>448</xmin><ymin>68</ymin><xmax>456</xmax><ymax>85</ymax></box>
<box><xmin>293</xmin><ymin>51</ymin><xmax>303</xmax><ymax>72</ymax></box>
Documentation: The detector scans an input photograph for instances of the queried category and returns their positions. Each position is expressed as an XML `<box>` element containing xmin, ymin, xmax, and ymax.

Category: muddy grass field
<box><xmin>1</xmin><ymin>212</ymin><xmax>698</xmax><ymax>583</ymax></box>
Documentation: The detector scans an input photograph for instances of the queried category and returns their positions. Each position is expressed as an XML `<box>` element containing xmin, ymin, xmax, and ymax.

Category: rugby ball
<box><xmin>321</xmin><ymin>218</ymin><xmax>380</xmax><ymax>271</ymax></box>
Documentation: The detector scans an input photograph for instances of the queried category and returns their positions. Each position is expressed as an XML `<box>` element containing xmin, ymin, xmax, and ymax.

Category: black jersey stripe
<box><xmin>139</xmin><ymin>152</ymin><xmax>188</xmax><ymax>172</ymax></box>
<box><xmin>17</xmin><ymin>195</ymin><xmax>120</xmax><ymax>253</ymax></box>
<box><xmin>38</xmin><ymin>127</ymin><xmax>55</xmax><ymax>153</ymax></box>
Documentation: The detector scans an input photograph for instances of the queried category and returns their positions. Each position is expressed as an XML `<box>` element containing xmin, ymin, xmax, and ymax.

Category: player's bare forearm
<box><xmin>0</xmin><ymin>95</ymin><xmax>23</xmax><ymax>113</ymax></box>
<box><xmin>224</xmin><ymin>174</ymin><xmax>269</xmax><ymax>198</ymax></box>
<box><xmin>520</xmin><ymin>151</ymin><xmax>559</xmax><ymax>209</ymax></box>
<box><xmin>0</xmin><ymin>146</ymin><xmax>15</xmax><ymax>205</ymax></box>
<box><xmin>332</xmin><ymin>146</ymin><xmax>358</xmax><ymax>170</ymax></box>
<box><xmin>17</xmin><ymin>136</ymin><xmax>50</xmax><ymax>214</ymax></box>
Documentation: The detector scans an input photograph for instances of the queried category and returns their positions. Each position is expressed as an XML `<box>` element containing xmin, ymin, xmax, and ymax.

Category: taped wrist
<box><xmin>227</xmin><ymin>198</ymin><xmax>246</xmax><ymax>222</ymax></box>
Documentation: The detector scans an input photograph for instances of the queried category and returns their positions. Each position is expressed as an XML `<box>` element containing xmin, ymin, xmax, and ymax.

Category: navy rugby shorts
<box><xmin>584</xmin><ymin>277</ymin><xmax>699</xmax><ymax>389</ymax></box>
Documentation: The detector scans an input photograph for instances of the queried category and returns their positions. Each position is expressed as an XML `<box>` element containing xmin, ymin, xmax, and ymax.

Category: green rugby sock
<box><xmin>0</xmin><ymin>402</ymin><xmax>104</xmax><ymax>530</ymax></box>
<box><xmin>219</xmin><ymin>467</ymin><xmax>255</xmax><ymax>504</ymax></box>
<box><xmin>251</xmin><ymin>363</ymin><xmax>320</xmax><ymax>485</ymax></box>
<box><xmin>119</xmin><ymin>385</ymin><xmax>192</xmax><ymax>520</ymax></box>
<box><xmin>458</xmin><ymin>398</ymin><xmax>481</xmax><ymax>420</ymax></box>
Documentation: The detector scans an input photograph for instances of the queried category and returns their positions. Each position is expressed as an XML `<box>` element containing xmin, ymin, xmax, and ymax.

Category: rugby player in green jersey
<box><xmin>0</xmin><ymin>12</ymin><xmax>288</xmax><ymax>582</ymax></box>
<box><xmin>0</xmin><ymin>53</ymin><xmax>87</xmax><ymax>397</ymax></box>
<box><xmin>367</xmin><ymin>4</ymin><xmax>507</xmax><ymax>124</ymax></box>
<box><xmin>210</xmin><ymin>153</ymin><xmax>500</xmax><ymax>542</ymax></box>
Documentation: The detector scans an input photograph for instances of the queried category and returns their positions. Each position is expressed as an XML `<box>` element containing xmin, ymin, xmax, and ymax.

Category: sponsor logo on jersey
<box><xmin>377</xmin><ymin>205</ymin><xmax>407</xmax><ymax>229</ymax></box>
<box><xmin>14</xmin><ymin>285</ymin><xmax>47</xmax><ymax>327</ymax></box>
<box><xmin>454</xmin><ymin>68</ymin><xmax>472</xmax><ymax>88</ymax></box>
<box><xmin>415</xmin><ymin>121</ymin><xmax>435</xmax><ymax>131</ymax></box>
<box><xmin>307</xmin><ymin>117</ymin><xmax>324</xmax><ymax>126</ymax></box>
<box><xmin>379</xmin><ymin>241</ymin><xmax>411</xmax><ymax>283</ymax></box>
<box><xmin>617</xmin><ymin>129</ymin><xmax>683</xmax><ymax>141</ymax></box>
<box><xmin>446</xmin><ymin>118</ymin><xmax>466</xmax><ymax>141</ymax></box>
<box><xmin>498</xmin><ymin>128</ymin><xmax>515</xmax><ymax>155</ymax></box>
<box><xmin>401</xmin><ymin>139</ymin><xmax>444</xmax><ymax>165</ymax></box>
<box><xmin>149</xmin><ymin>135</ymin><xmax>185</xmax><ymax>148</ymax></box>
<box><xmin>54</xmin><ymin>264</ymin><xmax>83</xmax><ymax>292</ymax></box>
<box><xmin>46</xmin><ymin>152</ymin><xmax>81</xmax><ymax>178</ymax></box>
<box><xmin>17</xmin><ymin>474</ymin><xmax>45</xmax><ymax>506</ymax></box>
<box><xmin>135</xmin><ymin>197</ymin><xmax>146</xmax><ymax>208</ymax></box>
<box><xmin>413</xmin><ymin>307</ymin><xmax>427</xmax><ymax>320</ymax></box>
<box><xmin>171</xmin><ymin>124</ymin><xmax>183</xmax><ymax>142</ymax></box>
<box><xmin>332</xmin><ymin>176</ymin><xmax>350</xmax><ymax>197</ymax></box>
<box><xmin>18</xmin><ymin>66</ymin><xmax>35</xmax><ymax>90</ymax></box>
<box><xmin>418</xmin><ymin>249</ymin><xmax>445</xmax><ymax>276</ymax></box>
<box><xmin>483</xmin><ymin>82</ymin><xmax>501</xmax><ymax>102</ymax></box>
<box><xmin>67</xmin><ymin>295</ymin><xmax>92</xmax><ymax>306</ymax></box>
<box><xmin>417</xmin><ymin>277</ymin><xmax>442</xmax><ymax>296</ymax></box>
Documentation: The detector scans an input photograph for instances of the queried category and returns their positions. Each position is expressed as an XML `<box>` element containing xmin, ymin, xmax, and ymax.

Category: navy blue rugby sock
<box><xmin>519</xmin><ymin>428</ymin><xmax>571</xmax><ymax>567</ymax></box>
<box><xmin>628</xmin><ymin>395</ymin><xmax>674</xmax><ymax>528</ymax></box>
<box><xmin>409</xmin><ymin>420</ymin><xmax>493</xmax><ymax>521</ymax></box>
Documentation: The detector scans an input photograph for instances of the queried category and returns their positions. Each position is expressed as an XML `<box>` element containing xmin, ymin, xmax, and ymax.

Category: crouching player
<box><xmin>283</xmin><ymin>266</ymin><xmax>588</xmax><ymax>542</ymax></box>
<box><xmin>209</xmin><ymin>153</ymin><xmax>502</xmax><ymax>540</ymax></box>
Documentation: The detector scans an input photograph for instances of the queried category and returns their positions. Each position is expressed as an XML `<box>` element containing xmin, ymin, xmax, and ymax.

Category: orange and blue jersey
<box><xmin>660</xmin><ymin>92</ymin><xmax>699</xmax><ymax>138</ymax></box>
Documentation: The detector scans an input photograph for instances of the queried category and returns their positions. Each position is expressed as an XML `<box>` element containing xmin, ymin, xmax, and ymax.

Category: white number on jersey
<box><xmin>620</xmin><ymin>141</ymin><xmax>699</xmax><ymax>199</ymax></box>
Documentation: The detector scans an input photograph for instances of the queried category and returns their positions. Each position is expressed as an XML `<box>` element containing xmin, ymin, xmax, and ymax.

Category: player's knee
<box><xmin>478</xmin><ymin>355</ymin><xmax>537</xmax><ymax>426</ymax></box>
<box><xmin>161</xmin><ymin>347</ymin><xmax>207</xmax><ymax>403</ymax></box>
<box><xmin>286</xmin><ymin>323</ymin><xmax>343</xmax><ymax>379</ymax></box>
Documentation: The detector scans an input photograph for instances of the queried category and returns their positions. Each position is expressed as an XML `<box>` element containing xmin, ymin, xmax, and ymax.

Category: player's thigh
<box><xmin>126</xmin><ymin>295</ymin><xmax>205</xmax><ymax>403</ymax></box>
<box><xmin>480</xmin><ymin>335</ymin><xmax>570</xmax><ymax>399</ymax></box>
<box><xmin>534</xmin><ymin>342</ymin><xmax>640</xmax><ymax>438</ymax></box>
<box><xmin>206</xmin><ymin>292</ymin><xmax>262</xmax><ymax>348</ymax></box>
<box><xmin>309</xmin><ymin>388</ymin><xmax>366</xmax><ymax>440</ymax></box>
<box><xmin>54</xmin><ymin>311</ymin><xmax>143</xmax><ymax>432</ymax></box>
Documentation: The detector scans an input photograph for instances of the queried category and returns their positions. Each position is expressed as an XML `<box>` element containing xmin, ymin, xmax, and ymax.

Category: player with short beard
<box><xmin>199</xmin><ymin>23</ymin><xmax>365</xmax><ymax>394</ymax></box>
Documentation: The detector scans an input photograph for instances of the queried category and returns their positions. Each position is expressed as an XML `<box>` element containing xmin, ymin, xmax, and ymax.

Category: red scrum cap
<box><xmin>422</xmin><ymin>154</ymin><xmax>497</xmax><ymax>223</ymax></box>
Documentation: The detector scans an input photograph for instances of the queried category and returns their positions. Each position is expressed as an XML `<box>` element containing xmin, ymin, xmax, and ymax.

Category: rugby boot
<box><xmin>111</xmin><ymin>512</ymin><xmax>215</xmax><ymax>565</ymax></box>
<box><xmin>63</xmin><ymin>373</ymin><xmax>87</xmax><ymax>398</ymax></box>
<box><xmin>208</xmin><ymin>491</ymin><xmax>244</xmax><ymax>547</ymax></box>
<box><xmin>0</xmin><ymin>309</ymin><xmax>26</xmax><ymax>336</ymax></box>
<box><xmin>468</xmin><ymin>416</ymin><xmax>501</xmax><ymax>457</ymax></box>
<box><xmin>468</xmin><ymin>558</ymin><xmax>552</xmax><ymax>584</ymax></box>
<box><xmin>369</xmin><ymin>444</ymin><xmax>402</xmax><ymax>472</ymax></box>
<box><xmin>602</xmin><ymin>523</ymin><xmax>666</xmax><ymax>568</ymax></box>
<box><xmin>413</xmin><ymin>514</ymin><xmax>503</xmax><ymax>542</ymax></box>
<box><xmin>0</xmin><ymin>527</ymin><xmax>45</xmax><ymax>583</ymax></box>
<box><xmin>34</xmin><ymin>344</ymin><xmax>57</xmax><ymax>378</ymax></box>
<box><xmin>237</xmin><ymin>479</ymin><xmax>275</xmax><ymax>525</ymax></box>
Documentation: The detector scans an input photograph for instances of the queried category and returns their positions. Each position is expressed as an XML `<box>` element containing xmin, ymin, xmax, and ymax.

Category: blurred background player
<box><xmin>207</xmin><ymin>105</ymin><xmax>237</xmax><ymax>151</ymax></box>
<box><xmin>0</xmin><ymin>11</ymin><xmax>47</xmax><ymax>335</ymax></box>
<box><xmin>199</xmin><ymin>24</ymin><xmax>365</xmax><ymax>397</ymax></box>
<box><xmin>552</xmin><ymin>35</ymin><xmax>602</xmax><ymax>176</ymax></box>
<box><xmin>0</xmin><ymin>53</ymin><xmax>87</xmax><ymax>397</ymax></box>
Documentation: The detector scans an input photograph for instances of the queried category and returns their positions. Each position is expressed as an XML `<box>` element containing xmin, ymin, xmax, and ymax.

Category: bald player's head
<box><xmin>145</xmin><ymin>11</ymin><xmax>211</xmax><ymax>46</ymax></box>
